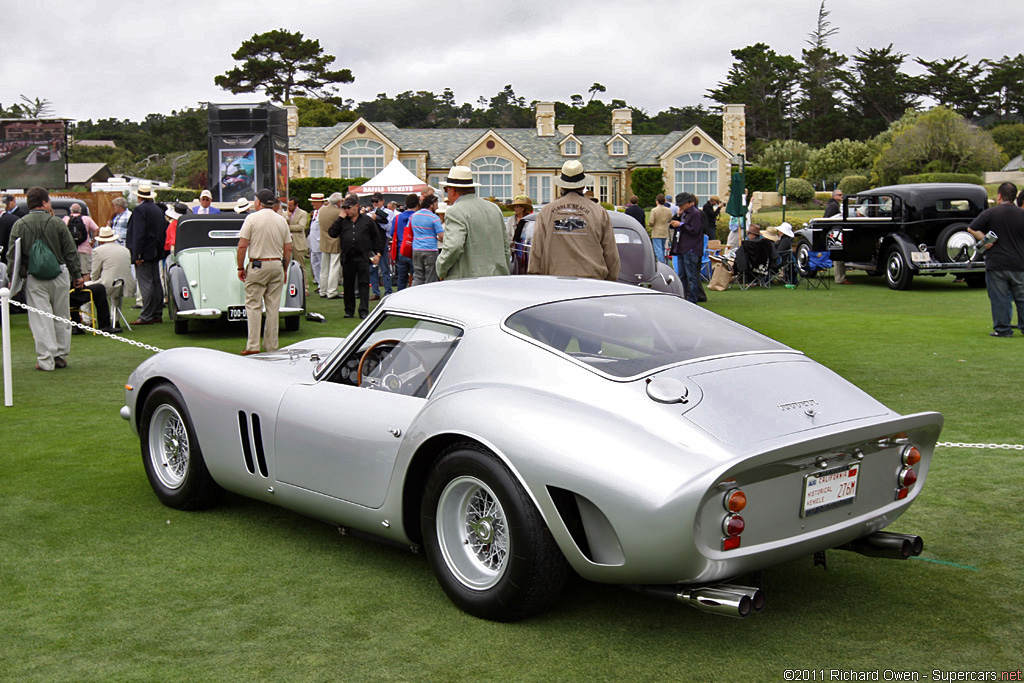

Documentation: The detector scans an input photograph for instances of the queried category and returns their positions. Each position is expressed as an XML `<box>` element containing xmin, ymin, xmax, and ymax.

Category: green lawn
<box><xmin>1</xmin><ymin>279</ymin><xmax>1022</xmax><ymax>682</ymax></box>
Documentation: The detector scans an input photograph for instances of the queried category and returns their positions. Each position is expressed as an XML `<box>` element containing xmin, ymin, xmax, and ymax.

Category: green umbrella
<box><xmin>725</xmin><ymin>172</ymin><xmax>746</xmax><ymax>217</ymax></box>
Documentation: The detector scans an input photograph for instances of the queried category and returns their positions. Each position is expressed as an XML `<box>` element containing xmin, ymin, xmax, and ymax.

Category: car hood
<box><xmin>652</xmin><ymin>353</ymin><xmax>890</xmax><ymax>448</ymax></box>
<box><xmin>247</xmin><ymin>337</ymin><xmax>342</xmax><ymax>365</ymax></box>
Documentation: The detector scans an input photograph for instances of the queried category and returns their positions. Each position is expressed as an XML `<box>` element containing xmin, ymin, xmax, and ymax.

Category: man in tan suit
<box><xmin>286</xmin><ymin>197</ymin><xmax>309</xmax><ymax>293</ymax></box>
<box><xmin>91</xmin><ymin>226</ymin><xmax>135</xmax><ymax>331</ymax></box>
<box><xmin>318</xmin><ymin>193</ymin><xmax>343</xmax><ymax>298</ymax></box>
<box><xmin>648</xmin><ymin>194</ymin><xmax>672</xmax><ymax>264</ymax></box>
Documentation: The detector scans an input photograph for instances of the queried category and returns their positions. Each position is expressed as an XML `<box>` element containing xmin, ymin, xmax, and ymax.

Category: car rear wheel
<box><xmin>284</xmin><ymin>315</ymin><xmax>300</xmax><ymax>332</ymax></box>
<box><xmin>964</xmin><ymin>273</ymin><xmax>987</xmax><ymax>288</ymax></box>
<box><xmin>421</xmin><ymin>444</ymin><xmax>569</xmax><ymax>621</ymax></box>
<box><xmin>139</xmin><ymin>384</ymin><xmax>222</xmax><ymax>510</ymax></box>
<box><xmin>884</xmin><ymin>245</ymin><xmax>914</xmax><ymax>290</ymax></box>
<box><xmin>168</xmin><ymin>298</ymin><xmax>189</xmax><ymax>334</ymax></box>
<box><xmin>936</xmin><ymin>223</ymin><xmax>977</xmax><ymax>263</ymax></box>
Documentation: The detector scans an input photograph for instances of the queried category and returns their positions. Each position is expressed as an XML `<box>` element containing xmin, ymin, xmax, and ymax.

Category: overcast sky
<box><xmin>5</xmin><ymin>0</ymin><xmax>1018</xmax><ymax>124</ymax></box>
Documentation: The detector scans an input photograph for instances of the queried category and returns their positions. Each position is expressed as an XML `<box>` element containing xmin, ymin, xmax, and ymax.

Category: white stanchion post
<box><xmin>1</xmin><ymin>287</ymin><xmax>12</xmax><ymax>407</ymax></box>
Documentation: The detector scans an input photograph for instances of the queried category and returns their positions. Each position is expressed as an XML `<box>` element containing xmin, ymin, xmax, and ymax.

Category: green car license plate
<box><xmin>801</xmin><ymin>463</ymin><xmax>859</xmax><ymax>517</ymax></box>
<box><xmin>227</xmin><ymin>306</ymin><xmax>247</xmax><ymax>321</ymax></box>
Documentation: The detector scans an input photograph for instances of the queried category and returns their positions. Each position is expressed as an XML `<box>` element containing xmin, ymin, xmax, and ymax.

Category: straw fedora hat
<box><xmin>95</xmin><ymin>226</ymin><xmax>118</xmax><ymax>243</ymax></box>
<box><xmin>509</xmin><ymin>194</ymin><xmax>533</xmax><ymax>209</ymax></box>
<box><xmin>761</xmin><ymin>226</ymin><xmax>781</xmax><ymax>242</ymax></box>
<box><xmin>233</xmin><ymin>197</ymin><xmax>252</xmax><ymax>213</ymax></box>
<box><xmin>441</xmin><ymin>165</ymin><xmax>479</xmax><ymax>189</ymax></box>
<box><xmin>309</xmin><ymin>192</ymin><xmax>326</xmax><ymax>203</ymax></box>
<box><xmin>136</xmin><ymin>183</ymin><xmax>157</xmax><ymax>200</ymax></box>
<box><xmin>553</xmin><ymin>160</ymin><xmax>594</xmax><ymax>190</ymax></box>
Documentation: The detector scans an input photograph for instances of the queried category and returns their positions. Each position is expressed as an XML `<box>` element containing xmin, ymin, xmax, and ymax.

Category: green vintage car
<box><xmin>167</xmin><ymin>213</ymin><xmax>305</xmax><ymax>335</ymax></box>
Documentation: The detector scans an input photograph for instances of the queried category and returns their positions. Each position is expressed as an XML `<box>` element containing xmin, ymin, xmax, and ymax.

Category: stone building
<box><xmin>288</xmin><ymin>103</ymin><xmax>745</xmax><ymax>206</ymax></box>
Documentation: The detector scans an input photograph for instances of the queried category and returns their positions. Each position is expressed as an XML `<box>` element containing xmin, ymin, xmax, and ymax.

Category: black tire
<box><xmin>964</xmin><ymin>273</ymin><xmax>987</xmax><ymax>288</ymax></box>
<box><xmin>139</xmin><ymin>384</ymin><xmax>223</xmax><ymax>510</ymax></box>
<box><xmin>795</xmin><ymin>240</ymin><xmax>813</xmax><ymax>278</ymax></box>
<box><xmin>168</xmin><ymin>298</ymin><xmax>189</xmax><ymax>334</ymax></box>
<box><xmin>174</xmin><ymin>319</ymin><xmax>189</xmax><ymax>334</ymax></box>
<box><xmin>936</xmin><ymin>223</ymin><xmax>977</xmax><ymax>263</ymax></box>
<box><xmin>284</xmin><ymin>315</ymin><xmax>300</xmax><ymax>332</ymax></box>
<box><xmin>421</xmin><ymin>443</ymin><xmax>570</xmax><ymax>621</ymax></box>
<box><xmin>884</xmin><ymin>245</ymin><xmax>914</xmax><ymax>290</ymax></box>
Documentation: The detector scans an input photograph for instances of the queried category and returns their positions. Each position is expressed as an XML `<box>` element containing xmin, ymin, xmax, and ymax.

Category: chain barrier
<box><xmin>936</xmin><ymin>441</ymin><xmax>1024</xmax><ymax>450</ymax></box>
<box><xmin>6</xmin><ymin>297</ymin><xmax>164</xmax><ymax>353</ymax></box>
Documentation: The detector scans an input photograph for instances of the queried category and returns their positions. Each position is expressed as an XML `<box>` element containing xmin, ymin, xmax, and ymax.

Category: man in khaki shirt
<box><xmin>648</xmin><ymin>193</ymin><xmax>672</xmax><ymax>264</ymax></box>
<box><xmin>528</xmin><ymin>160</ymin><xmax>619</xmax><ymax>281</ymax></box>
<box><xmin>237</xmin><ymin>189</ymin><xmax>292</xmax><ymax>355</ymax></box>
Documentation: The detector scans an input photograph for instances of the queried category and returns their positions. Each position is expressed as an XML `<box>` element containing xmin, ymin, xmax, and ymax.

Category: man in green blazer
<box><xmin>436</xmin><ymin>165</ymin><xmax>510</xmax><ymax>280</ymax></box>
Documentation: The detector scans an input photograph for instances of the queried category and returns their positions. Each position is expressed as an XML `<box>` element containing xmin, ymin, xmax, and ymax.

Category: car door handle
<box><xmin>388</xmin><ymin>428</ymin><xmax>401</xmax><ymax>437</ymax></box>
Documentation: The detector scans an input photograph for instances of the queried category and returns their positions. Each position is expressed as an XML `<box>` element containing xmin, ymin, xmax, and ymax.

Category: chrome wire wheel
<box><xmin>436</xmin><ymin>475</ymin><xmax>509</xmax><ymax>590</ymax></box>
<box><xmin>148</xmin><ymin>404</ymin><xmax>190</xmax><ymax>490</ymax></box>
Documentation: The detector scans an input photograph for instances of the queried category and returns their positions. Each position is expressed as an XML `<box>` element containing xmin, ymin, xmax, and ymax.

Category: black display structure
<box><xmin>207</xmin><ymin>103</ymin><xmax>289</xmax><ymax>203</ymax></box>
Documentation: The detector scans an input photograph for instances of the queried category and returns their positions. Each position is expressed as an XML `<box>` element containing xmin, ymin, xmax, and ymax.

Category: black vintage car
<box><xmin>795</xmin><ymin>183</ymin><xmax>990</xmax><ymax>290</ymax></box>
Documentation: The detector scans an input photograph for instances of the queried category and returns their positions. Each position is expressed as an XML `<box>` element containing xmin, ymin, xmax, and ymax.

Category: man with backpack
<box><xmin>63</xmin><ymin>203</ymin><xmax>99</xmax><ymax>278</ymax></box>
<box><xmin>9</xmin><ymin>187</ymin><xmax>84</xmax><ymax>371</ymax></box>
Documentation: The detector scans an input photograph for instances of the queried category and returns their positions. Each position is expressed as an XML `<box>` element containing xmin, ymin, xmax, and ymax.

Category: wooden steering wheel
<box><xmin>356</xmin><ymin>338</ymin><xmax>434</xmax><ymax>393</ymax></box>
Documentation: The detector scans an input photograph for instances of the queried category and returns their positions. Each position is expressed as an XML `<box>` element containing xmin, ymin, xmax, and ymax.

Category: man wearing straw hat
<box><xmin>528</xmin><ymin>160</ymin><xmax>619</xmax><ymax>281</ymax></box>
<box><xmin>307</xmin><ymin>193</ymin><xmax>325</xmax><ymax>291</ymax></box>
<box><xmin>92</xmin><ymin>225</ymin><xmax>134</xmax><ymax>328</ymax></box>
<box><xmin>436</xmin><ymin>166</ymin><xmax>510</xmax><ymax>280</ymax></box>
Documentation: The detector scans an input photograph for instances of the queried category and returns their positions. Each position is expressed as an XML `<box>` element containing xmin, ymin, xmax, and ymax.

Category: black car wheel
<box><xmin>168</xmin><ymin>298</ymin><xmax>189</xmax><ymax>334</ymax></box>
<box><xmin>795</xmin><ymin>240</ymin><xmax>813</xmax><ymax>278</ymax></box>
<box><xmin>139</xmin><ymin>384</ymin><xmax>222</xmax><ymax>510</ymax></box>
<box><xmin>936</xmin><ymin>223</ymin><xmax>978</xmax><ymax>263</ymax></box>
<box><xmin>884</xmin><ymin>245</ymin><xmax>914</xmax><ymax>290</ymax></box>
<box><xmin>421</xmin><ymin>443</ymin><xmax>569</xmax><ymax>621</ymax></box>
<box><xmin>284</xmin><ymin>315</ymin><xmax>300</xmax><ymax>332</ymax></box>
<box><xmin>964</xmin><ymin>273</ymin><xmax>987</xmax><ymax>288</ymax></box>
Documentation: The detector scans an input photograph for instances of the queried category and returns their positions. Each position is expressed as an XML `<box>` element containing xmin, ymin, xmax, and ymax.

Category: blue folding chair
<box><xmin>804</xmin><ymin>251</ymin><xmax>833</xmax><ymax>290</ymax></box>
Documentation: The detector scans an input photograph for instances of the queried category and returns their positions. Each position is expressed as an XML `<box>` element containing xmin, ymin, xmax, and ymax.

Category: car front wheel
<box><xmin>884</xmin><ymin>246</ymin><xmax>914</xmax><ymax>290</ymax></box>
<box><xmin>139</xmin><ymin>384</ymin><xmax>222</xmax><ymax>510</ymax></box>
<box><xmin>421</xmin><ymin>444</ymin><xmax>569</xmax><ymax>621</ymax></box>
<box><xmin>795</xmin><ymin>240</ymin><xmax>813</xmax><ymax>278</ymax></box>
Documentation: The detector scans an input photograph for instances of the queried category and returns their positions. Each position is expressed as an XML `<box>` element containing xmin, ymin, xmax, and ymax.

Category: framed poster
<box><xmin>275</xmin><ymin>150</ymin><xmax>288</xmax><ymax>199</ymax></box>
<box><xmin>219</xmin><ymin>148</ymin><xmax>255</xmax><ymax>202</ymax></box>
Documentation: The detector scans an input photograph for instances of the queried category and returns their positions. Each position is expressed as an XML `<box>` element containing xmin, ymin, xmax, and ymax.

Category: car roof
<box><xmin>859</xmin><ymin>183</ymin><xmax>988</xmax><ymax>202</ymax></box>
<box><xmin>383</xmin><ymin>276</ymin><xmax>657</xmax><ymax>329</ymax></box>
<box><xmin>174</xmin><ymin>213</ymin><xmax>244</xmax><ymax>251</ymax></box>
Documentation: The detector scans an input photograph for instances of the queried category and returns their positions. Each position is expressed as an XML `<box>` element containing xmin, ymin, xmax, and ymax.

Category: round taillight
<box><xmin>902</xmin><ymin>446</ymin><xmax>921</xmax><ymax>466</ymax></box>
<box><xmin>723</xmin><ymin>514</ymin><xmax>745</xmax><ymax>537</ymax></box>
<box><xmin>898</xmin><ymin>467</ymin><xmax>918</xmax><ymax>488</ymax></box>
<box><xmin>724</xmin><ymin>489</ymin><xmax>747</xmax><ymax>513</ymax></box>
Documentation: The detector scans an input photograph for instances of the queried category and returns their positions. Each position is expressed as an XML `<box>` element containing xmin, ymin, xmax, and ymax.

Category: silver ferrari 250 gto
<box><xmin>121</xmin><ymin>276</ymin><xmax>941</xmax><ymax>621</ymax></box>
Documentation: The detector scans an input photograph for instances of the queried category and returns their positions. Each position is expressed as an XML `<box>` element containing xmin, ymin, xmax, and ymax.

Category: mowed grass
<box><xmin>1</xmin><ymin>276</ymin><xmax>1022</xmax><ymax>682</ymax></box>
<box><xmin>0</xmin><ymin>147</ymin><xmax>65</xmax><ymax>188</ymax></box>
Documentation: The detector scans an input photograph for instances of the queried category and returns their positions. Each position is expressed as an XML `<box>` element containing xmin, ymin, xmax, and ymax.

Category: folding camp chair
<box><xmin>69</xmin><ymin>286</ymin><xmax>99</xmax><ymax>335</ymax></box>
<box><xmin>734</xmin><ymin>239</ymin><xmax>774</xmax><ymax>290</ymax></box>
<box><xmin>803</xmin><ymin>250</ymin><xmax>833</xmax><ymax>290</ymax></box>
<box><xmin>701</xmin><ymin>238</ymin><xmax>722</xmax><ymax>283</ymax></box>
<box><xmin>109</xmin><ymin>278</ymin><xmax>132</xmax><ymax>331</ymax></box>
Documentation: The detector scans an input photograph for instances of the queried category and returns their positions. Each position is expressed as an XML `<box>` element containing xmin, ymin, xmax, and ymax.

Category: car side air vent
<box><xmin>238</xmin><ymin>411</ymin><xmax>255</xmax><ymax>475</ymax></box>
<box><xmin>237</xmin><ymin>411</ymin><xmax>269</xmax><ymax>478</ymax></box>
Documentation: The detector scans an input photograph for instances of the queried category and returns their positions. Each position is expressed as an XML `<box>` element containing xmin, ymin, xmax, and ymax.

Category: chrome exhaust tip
<box><xmin>630</xmin><ymin>583</ymin><xmax>763</xmax><ymax>618</ymax></box>
<box><xmin>837</xmin><ymin>531</ymin><xmax>924</xmax><ymax>560</ymax></box>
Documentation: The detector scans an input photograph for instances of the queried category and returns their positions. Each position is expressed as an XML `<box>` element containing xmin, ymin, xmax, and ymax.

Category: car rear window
<box><xmin>505</xmin><ymin>294</ymin><xmax>790</xmax><ymax>378</ymax></box>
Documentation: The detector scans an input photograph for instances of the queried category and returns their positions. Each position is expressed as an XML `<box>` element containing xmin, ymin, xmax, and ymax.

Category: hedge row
<box><xmin>155</xmin><ymin>188</ymin><xmax>197</xmax><ymax>202</ymax></box>
<box><xmin>289</xmin><ymin>177</ymin><xmax>368</xmax><ymax>211</ymax></box>
<box><xmin>897</xmin><ymin>172</ymin><xmax>984</xmax><ymax>185</ymax></box>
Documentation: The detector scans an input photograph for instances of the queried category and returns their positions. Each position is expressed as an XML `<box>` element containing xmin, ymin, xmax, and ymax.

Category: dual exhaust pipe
<box><xmin>632</xmin><ymin>583</ymin><xmax>766</xmax><ymax>618</ymax></box>
<box><xmin>836</xmin><ymin>530</ymin><xmax>924</xmax><ymax>560</ymax></box>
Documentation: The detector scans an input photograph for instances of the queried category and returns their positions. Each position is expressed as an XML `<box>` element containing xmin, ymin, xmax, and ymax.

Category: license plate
<box><xmin>227</xmin><ymin>306</ymin><xmax>247</xmax><ymax>321</ymax></box>
<box><xmin>911</xmin><ymin>251</ymin><xmax>931</xmax><ymax>263</ymax></box>
<box><xmin>801</xmin><ymin>464</ymin><xmax>860</xmax><ymax>517</ymax></box>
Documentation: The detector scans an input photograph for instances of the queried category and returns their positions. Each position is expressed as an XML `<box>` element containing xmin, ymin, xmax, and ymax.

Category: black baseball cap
<box><xmin>256</xmin><ymin>189</ymin><xmax>276</xmax><ymax>205</ymax></box>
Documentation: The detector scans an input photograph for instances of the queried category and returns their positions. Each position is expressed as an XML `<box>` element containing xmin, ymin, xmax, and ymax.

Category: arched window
<box><xmin>340</xmin><ymin>139</ymin><xmax>384</xmax><ymax>179</ymax></box>
<box><xmin>470</xmin><ymin>156</ymin><xmax>513</xmax><ymax>201</ymax></box>
<box><xmin>673</xmin><ymin>153</ymin><xmax>718</xmax><ymax>205</ymax></box>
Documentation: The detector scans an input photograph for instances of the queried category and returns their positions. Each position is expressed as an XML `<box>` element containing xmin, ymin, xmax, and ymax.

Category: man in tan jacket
<box><xmin>318</xmin><ymin>193</ymin><xmax>343</xmax><ymax>298</ymax></box>
<box><xmin>286</xmin><ymin>197</ymin><xmax>309</xmax><ymax>293</ymax></box>
<box><xmin>528</xmin><ymin>160</ymin><xmax>619</xmax><ymax>281</ymax></box>
<box><xmin>648</xmin><ymin>193</ymin><xmax>672</xmax><ymax>264</ymax></box>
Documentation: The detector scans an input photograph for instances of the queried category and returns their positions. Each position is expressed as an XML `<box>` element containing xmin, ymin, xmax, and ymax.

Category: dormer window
<box><xmin>563</xmin><ymin>139</ymin><xmax>578</xmax><ymax>156</ymax></box>
<box><xmin>611</xmin><ymin>139</ymin><xmax>626</xmax><ymax>156</ymax></box>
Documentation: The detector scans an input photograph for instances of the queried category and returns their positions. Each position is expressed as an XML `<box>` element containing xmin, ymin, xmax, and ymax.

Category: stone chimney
<box><xmin>557</xmin><ymin>124</ymin><xmax>575</xmax><ymax>136</ymax></box>
<box><xmin>611</xmin><ymin>108</ymin><xmax>632</xmax><ymax>136</ymax></box>
<box><xmin>285</xmin><ymin>104</ymin><xmax>299</xmax><ymax>137</ymax></box>
<box><xmin>722</xmin><ymin>104</ymin><xmax>746</xmax><ymax>157</ymax></box>
<box><xmin>536</xmin><ymin>102</ymin><xmax>556</xmax><ymax>137</ymax></box>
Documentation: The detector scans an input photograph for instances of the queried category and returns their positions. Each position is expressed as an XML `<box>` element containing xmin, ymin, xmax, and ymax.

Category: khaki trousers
<box><xmin>244</xmin><ymin>262</ymin><xmax>285</xmax><ymax>352</ymax></box>
<box><xmin>25</xmin><ymin>270</ymin><xmax>71</xmax><ymax>370</ymax></box>
<box><xmin>320</xmin><ymin>252</ymin><xmax>341</xmax><ymax>297</ymax></box>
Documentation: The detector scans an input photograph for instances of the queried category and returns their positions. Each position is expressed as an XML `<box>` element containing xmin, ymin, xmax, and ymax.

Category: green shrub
<box><xmin>839</xmin><ymin>175</ymin><xmax>871</xmax><ymax>196</ymax></box>
<box><xmin>289</xmin><ymin>177</ymin><xmax>368</xmax><ymax>211</ymax></box>
<box><xmin>155</xmin><ymin>188</ymin><xmax>197</xmax><ymax>203</ymax></box>
<box><xmin>630</xmin><ymin>167</ymin><xmax>664</xmax><ymax>207</ymax></box>
<box><xmin>897</xmin><ymin>172</ymin><xmax>985</xmax><ymax>185</ymax></box>
<box><xmin>781</xmin><ymin>177</ymin><xmax>815</xmax><ymax>202</ymax></box>
<box><xmin>744</xmin><ymin>165</ymin><xmax>777</xmax><ymax>193</ymax></box>
<box><xmin>599</xmin><ymin>201</ymin><xmax>615</xmax><ymax>211</ymax></box>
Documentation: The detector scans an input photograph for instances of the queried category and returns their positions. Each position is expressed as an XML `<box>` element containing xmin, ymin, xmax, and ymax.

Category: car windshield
<box><xmin>505</xmin><ymin>294</ymin><xmax>790</xmax><ymax>378</ymax></box>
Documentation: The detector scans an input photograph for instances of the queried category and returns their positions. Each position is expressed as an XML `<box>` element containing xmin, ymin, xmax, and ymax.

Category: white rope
<box><xmin>936</xmin><ymin>442</ymin><xmax>1024</xmax><ymax>450</ymax></box>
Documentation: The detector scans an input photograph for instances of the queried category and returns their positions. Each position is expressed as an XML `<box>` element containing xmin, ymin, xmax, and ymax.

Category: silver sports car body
<box><xmin>122</xmin><ymin>277</ymin><xmax>942</xmax><ymax>621</ymax></box>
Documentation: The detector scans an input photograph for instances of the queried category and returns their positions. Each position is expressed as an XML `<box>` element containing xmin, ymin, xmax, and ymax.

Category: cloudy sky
<box><xmin>5</xmin><ymin>0</ymin><xmax>1018</xmax><ymax>124</ymax></box>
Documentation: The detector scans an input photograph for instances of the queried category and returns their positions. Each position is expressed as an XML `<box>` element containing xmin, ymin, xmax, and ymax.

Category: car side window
<box><xmin>853</xmin><ymin>196</ymin><xmax>893</xmax><ymax>218</ymax></box>
<box><xmin>325</xmin><ymin>315</ymin><xmax>463</xmax><ymax>398</ymax></box>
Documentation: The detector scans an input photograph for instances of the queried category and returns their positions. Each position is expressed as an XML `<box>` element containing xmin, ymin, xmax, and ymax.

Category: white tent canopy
<box><xmin>349</xmin><ymin>158</ymin><xmax>429</xmax><ymax>196</ymax></box>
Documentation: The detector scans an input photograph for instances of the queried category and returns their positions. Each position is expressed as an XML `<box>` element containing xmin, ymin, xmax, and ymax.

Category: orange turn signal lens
<box><xmin>722</xmin><ymin>536</ymin><xmax>742</xmax><ymax>551</ymax></box>
<box><xmin>902</xmin><ymin>446</ymin><xmax>921</xmax><ymax>466</ymax></box>
<box><xmin>724</xmin><ymin>489</ymin><xmax>747</xmax><ymax>513</ymax></box>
